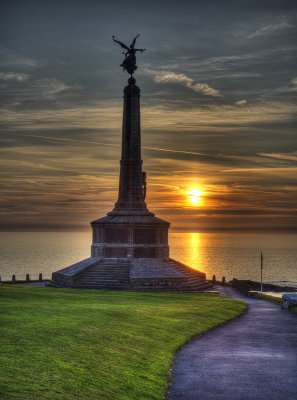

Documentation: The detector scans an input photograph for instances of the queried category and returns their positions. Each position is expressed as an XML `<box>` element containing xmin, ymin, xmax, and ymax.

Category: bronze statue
<box><xmin>112</xmin><ymin>34</ymin><xmax>145</xmax><ymax>76</ymax></box>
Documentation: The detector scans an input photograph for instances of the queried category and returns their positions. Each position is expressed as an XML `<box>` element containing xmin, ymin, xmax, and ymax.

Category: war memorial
<box><xmin>49</xmin><ymin>36</ymin><xmax>210</xmax><ymax>291</ymax></box>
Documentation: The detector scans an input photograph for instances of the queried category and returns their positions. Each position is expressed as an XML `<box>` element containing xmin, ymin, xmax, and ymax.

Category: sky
<box><xmin>0</xmin><ymin>0</ymin><xmax>297</xmax><ymax>232</ymax></box>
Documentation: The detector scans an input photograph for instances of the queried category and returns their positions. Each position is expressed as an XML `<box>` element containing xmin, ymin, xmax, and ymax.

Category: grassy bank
<box><xmin>0</xmin><ymin>286</ymin><xmax>246</xmax><ymax>400</ymax></box>
<box><xmin>255</xmin><ymin>293</ymin><xmax>297</xmax><ymax>313</ymax></box>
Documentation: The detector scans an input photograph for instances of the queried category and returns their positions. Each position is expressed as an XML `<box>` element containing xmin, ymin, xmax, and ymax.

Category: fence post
<box><xmin>39</xmin><ymin>273</ymin><xmax>42</xmax><ymax>282</ymax></box>
<box><xmin>12</xmin><ymin>274</ymin><xmax>16</xmax><ymax>283</ymax></box>
<box><xmin>212</xmin><ymin>275</ymin><xmax>216</xmax><ymax>284</ymax></box>
<box><xmin>222</xmin><ymin>276</ymin><xmax>226</xmax><ymax>285</ymax></box>
<box><xmin>26</xmin><ymin>274</ymin><xmax>30</xmax><ymax>283</ymax></box>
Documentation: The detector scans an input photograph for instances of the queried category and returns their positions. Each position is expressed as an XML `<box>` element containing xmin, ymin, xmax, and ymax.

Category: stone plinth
<box><xmin>48</xmin><ymin>257</ymin><xmax>211</xmax><ymax>291</ymax></box>
<box><xmin>91</xmin><ymin>215</ymin><xmax>169</xmax><ymax>259</ymax></box>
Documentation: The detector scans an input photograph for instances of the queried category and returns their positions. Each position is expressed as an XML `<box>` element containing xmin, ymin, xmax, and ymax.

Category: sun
<box><xmin>187</xmin><ymin>189</ymin><xmax>204</xmax><ymax>206</ymax></box>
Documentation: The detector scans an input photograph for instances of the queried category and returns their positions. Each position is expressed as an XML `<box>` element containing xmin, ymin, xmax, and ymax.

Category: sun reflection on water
<box><xmin>188</xmin><ymin>232</ymin><xmax>204</xmax><ymax>273</ymax></box>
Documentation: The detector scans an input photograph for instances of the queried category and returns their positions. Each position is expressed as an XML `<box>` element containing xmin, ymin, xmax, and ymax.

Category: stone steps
<box><xmin>168</xmin><ymin>258</ymin><xmax>205</xmax><ymax>277</ymax></box>
<box><xmin>132</xmin><ymin>282</ymin><xmax>212</xmax><ymax>292</ymax></box>
<box><xmin>75</xmin><ymin>279</ymin><xmax>129</xmax><ymax>282</ymax></box>
<box><xmin>49</xmin><ymin>259</ymin><xmax>131</xmax><ymax>289</ymax></box>
<box><xmin>73</xmin><ymin>284</ymin><xmax>130</xmax><ymax>290</ymax></box>
<box><xmin>79</xmin><ymin>257</ymin><xmax>211</xmax><ymax>290</ymax></box>
<box><xmin>157</xmin><ymin>258</ymin><xmax>212</xmax><ymax>291</ymax></box>
<box><xmin>72</xmin><ymin>260</ymin><xmax>130</xmax><ymax>289</ymax></box>
<box><xmin>83</xmin><ymin>274</ymin><xmax>129</xmax><ymax>277</ymax></box>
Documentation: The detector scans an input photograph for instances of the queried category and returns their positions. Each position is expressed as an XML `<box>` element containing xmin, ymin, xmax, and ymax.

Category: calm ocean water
<box><xmin>0</xmin><ymin>232</ymin><xmax>296</xmax><ymax>288</ymax></box>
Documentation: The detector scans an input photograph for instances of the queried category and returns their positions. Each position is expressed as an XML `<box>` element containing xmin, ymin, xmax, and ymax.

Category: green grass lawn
<box><xmin>0</xmin><ymin>286</ymin><xmax>246</xmax><ymax>400</ymax></box>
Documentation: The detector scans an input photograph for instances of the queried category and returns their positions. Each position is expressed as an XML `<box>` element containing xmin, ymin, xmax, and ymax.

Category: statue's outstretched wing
<box><xmin>112</xmin><ymin>36</ymin><xmax>130</xmax><ymax>51</ymax></box>
<box><xmin>130</xmin><ymin>34</ymin><xmax>140</xmax><ymax>49</ymax></box>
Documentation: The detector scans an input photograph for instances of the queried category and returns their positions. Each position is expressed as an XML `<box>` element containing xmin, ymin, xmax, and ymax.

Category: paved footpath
<box><xmin>166</xmin><ymin>285</ymin><xmax>297</xmax><ymax>400</ymax></box>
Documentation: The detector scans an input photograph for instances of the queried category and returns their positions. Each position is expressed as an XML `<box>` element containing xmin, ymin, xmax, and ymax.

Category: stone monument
<box><xmin>49</xmin><ymin>36</ymin><xmax>210</xmax><ymax>291</ymax></box>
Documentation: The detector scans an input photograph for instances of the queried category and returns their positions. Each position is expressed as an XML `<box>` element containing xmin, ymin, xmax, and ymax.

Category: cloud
<box><xmin>235</xmin><ymin>100</ymin><xmax>247</xmax><ymax>106</ymax></box>
<box><xmin>1</xmin><ymin>100</ymin><xmax>296</xmax><ymax>133</ymax></box>
<box><xmin>248</xmin><ymin>16</ymin><xmax>293</xmax><ymax>39</ymax></box>
<box><xmin>222</xmin><ymin>167</ymin><xmax>297</xmax><ymax>173</ymax></box>
<box><xmin>292</xmin><ymin>77</ymin><xmax>297</xmax><ymax>88</ymax></box>
<box><xmin>0</xmin><ymin>77</ymin><xmax>70</xmax><ymax>103</ymax></box>
<box><xmin>191</xmin><ymin>82</ymin><xmax>222</xmax><ymax>97</ymax></box>
<box><xmin>260</xmin><ymin>77</ymin><xmax>297</xmax><ymax>96</ymax></box>
<box><xmin>154</xmin><ymin>71</ymin><xmax>192</xmax><ymax>86</ymax></box>
<box><xmin>0</xmin><ymin>72</ymin><xmax>29</xmax><ymax>81</ymax></box>
<box><xmin>36</xmin><ymin>78</ymin><xmax>69</xmax><ymax>97</ymax></box>
<box><xmin>145</xmin><ymin>70</ymin><xmax>222</xmax><ymax>97</ymax></box>
<box><xmin>141</xmin><ymin>101</ymin><xmax>297</xmax><ymax>130</ymax></box>
<box><xmin>147</xmin><ymin>46</ymin><xmax>296</xmax><ymax>82</ymax></box>
<box><xmin>0</xmin><ymin>45</ymin><xmax>37</xmax><ymax>67</ymax></box>
<box><xmin>258</xmin><ymin>152</ymin><xmax>297</xmax><ymax>162</ymax></box>
<box><xmin>0</xmin><ymin>103</ymin><xmax>122</xmax><ymax>130</ymax></box>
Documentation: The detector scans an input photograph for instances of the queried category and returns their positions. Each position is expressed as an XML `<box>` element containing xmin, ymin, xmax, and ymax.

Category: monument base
<box><xmin>49</xmin><ymin>211</ymin><xmax>211</xmax><ymax>291</ymax></box>
<box><xmin>49</xmin><ymin>257</ymin><xmax>212</xmax><ymax>291</ymax></box>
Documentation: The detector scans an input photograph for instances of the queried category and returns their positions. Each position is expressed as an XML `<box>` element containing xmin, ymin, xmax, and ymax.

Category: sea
<box><xmin>0</xmin><ymin>232</ymin><xmax>296</xmax><ymax>288</ymax></box>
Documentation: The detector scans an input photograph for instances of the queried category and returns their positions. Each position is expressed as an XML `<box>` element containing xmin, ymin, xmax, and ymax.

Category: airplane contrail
<box><xmin>8</xmin><ymin>132</ymin><xmax>206</xmax><ymax>157</ymax></box>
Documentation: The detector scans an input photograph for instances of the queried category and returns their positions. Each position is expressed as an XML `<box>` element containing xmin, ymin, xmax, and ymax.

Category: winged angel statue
<box><xmin>112</xmin><ymin>34</ymin><xmax>145</xmax><ymax>75</ymax></box>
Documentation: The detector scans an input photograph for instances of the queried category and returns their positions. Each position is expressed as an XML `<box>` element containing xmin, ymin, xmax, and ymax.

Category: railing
<box><xmin>211</xmin><ymin>275</ymin><xmax>227</xmax><ymax>285</ymax></box>
<box><xmin>0</xmin><ymin>273</ymin><xmax>52</xmax><ymax>283</ymax></box>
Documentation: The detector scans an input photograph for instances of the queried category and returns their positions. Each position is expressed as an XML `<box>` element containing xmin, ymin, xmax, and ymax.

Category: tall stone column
<box><xmin>111</xmin><ymin>77</ymin><xmax>150</xmax><ymax>215</ymax></box>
